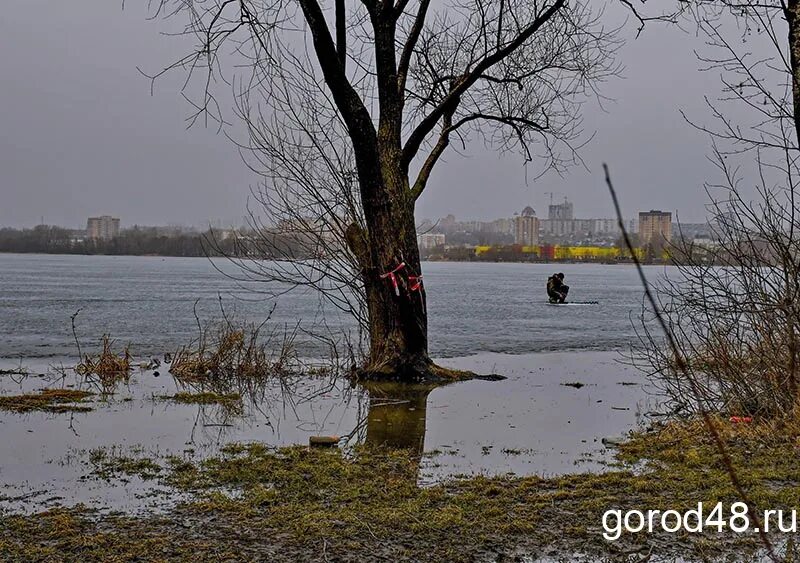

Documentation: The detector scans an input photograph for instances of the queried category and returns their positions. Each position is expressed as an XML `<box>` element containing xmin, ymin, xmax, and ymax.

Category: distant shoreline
<box><xmin>0</xmin><ymin>251</ymin><xmax>668</xmax><ymax>265</ymax></box>
<box><xmin>0</xmin><ymin>250</ymin><xmax>214</xmax><ymax>259</ymax></box>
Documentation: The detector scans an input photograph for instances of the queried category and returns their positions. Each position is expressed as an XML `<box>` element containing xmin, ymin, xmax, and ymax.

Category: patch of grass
<box><xmin>0</xmin><ymin>388</ymin><xmax>93</xmax><ymax>413</ymax></box>
<box><xmin>4</xmin><ymin>419</ymin><xmax>800</xmax><ymax>561</ymax></box>
<box><xmin>0</xmin><ymin>508</ymin><xmax>223</xmax><ymax>561</ymax></box>
<box><xmin>88</xmin><ymin>448</ymin><xmax>162</xmax><ymax>481</ymax></box>
<box><xmin>159</xmin><ymin>391</ymin><xmax>242</xmax><ymax>408</ymax></box>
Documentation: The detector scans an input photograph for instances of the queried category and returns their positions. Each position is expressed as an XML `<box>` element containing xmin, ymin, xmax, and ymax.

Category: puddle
<box><xmin>0</xmin><ymin>351</ymin><xmax>661</xmax><ymax>514</ymax></box>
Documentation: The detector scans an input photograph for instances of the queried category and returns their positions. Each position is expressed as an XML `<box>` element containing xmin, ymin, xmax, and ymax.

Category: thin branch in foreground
<box><xmin>603</xmin><ymin>163</ymin><xmax>778</xmax><ymax>562</ymax></box>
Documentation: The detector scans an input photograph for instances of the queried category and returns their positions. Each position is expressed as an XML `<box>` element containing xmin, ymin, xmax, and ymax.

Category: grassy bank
<box><xmin>2</xmin><ymin>417</ymin><xmax>800</xmax><ymax>562</ymax></box>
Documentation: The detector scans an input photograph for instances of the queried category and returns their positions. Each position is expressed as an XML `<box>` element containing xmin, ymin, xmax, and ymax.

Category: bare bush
<box><xmin>631</xmin><ymin>2</ymin><xmax>800</xmax><ymax>419</ymax></box>
<box><xmin>75</xmin><ymin>335</ymin><xmax>133</xmax><ymax>391</ymax></box>
<box><xmin>169</xmin><ymin>317</ymin><xmax>300</xmax><ymax>391</ymax></box>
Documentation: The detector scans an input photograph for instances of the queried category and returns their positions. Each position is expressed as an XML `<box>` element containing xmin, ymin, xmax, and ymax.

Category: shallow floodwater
<box><xmin>0</xmin><ymin>254</ymin><xmax>666</xmax><ymax>514</ymax></box>
<box><xmin>0</xmin><ymin>351</ymin><xmax>658</xmax><ymax>514</ymax></box>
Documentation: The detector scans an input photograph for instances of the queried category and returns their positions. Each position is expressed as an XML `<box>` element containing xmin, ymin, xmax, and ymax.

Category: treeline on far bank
<box><xmin>0</xmin><ymin>225</ymin><xmax>233</xmax><ymax>257</ymax></box>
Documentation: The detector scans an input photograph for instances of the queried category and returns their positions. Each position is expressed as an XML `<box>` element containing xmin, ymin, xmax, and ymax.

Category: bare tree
<box><xmin>631</xmin><ymin>1</ymin><xmax>800</xmax><ymax>418</ymax></box>
<box><xmin>150</xmin><ymin>0</ymin><xmax>620</xmax><ymax>380</ymax></box>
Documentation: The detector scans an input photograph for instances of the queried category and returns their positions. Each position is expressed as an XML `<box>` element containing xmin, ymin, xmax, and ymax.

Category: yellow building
<box><xmin>473</xmin><ymin>244</ymin><xmax>645</xmax><ymax>261</ymax></box>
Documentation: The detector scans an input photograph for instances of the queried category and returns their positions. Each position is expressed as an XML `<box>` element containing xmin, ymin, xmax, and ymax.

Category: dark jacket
<box><xmin>547</xmin><ymin>276</ymin><xmax>563</xmax><ymax>293</ymax></box>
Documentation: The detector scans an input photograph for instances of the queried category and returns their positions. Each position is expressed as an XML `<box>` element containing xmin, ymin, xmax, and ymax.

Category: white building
<box><xmin>86</xmin><ymin>215</ymin><xmax>120</xmax><ymax>240</ymax></box>
<box><xmin>418</xmin><ymin>233</ymin><xmax>445</xmax><ymax>250</ymax></box>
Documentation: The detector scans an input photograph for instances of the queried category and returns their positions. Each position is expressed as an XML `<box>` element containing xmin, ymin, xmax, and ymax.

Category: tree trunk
<box><xmin>347</xmin><ymin>186</ymin><xmax>475</xmax><ymax>381</ymax></box>
<box><xmin>788</xmin><ymin>0</ymin><xmax>800</xmax><ymax>147</ymax></box>
<box><xmin>356</xmin><ymin>164</ymin><xmax>433</xmax><ymax>380</ymax></box>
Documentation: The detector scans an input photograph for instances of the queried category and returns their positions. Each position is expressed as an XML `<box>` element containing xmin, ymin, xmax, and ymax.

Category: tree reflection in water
<box><xmin>361</xmin><ymin>383</ymin><xmax>437</xmax><ymax>456</ymax></box>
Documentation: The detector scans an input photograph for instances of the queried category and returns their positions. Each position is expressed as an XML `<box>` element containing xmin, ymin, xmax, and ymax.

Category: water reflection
<box><xmin>362</xmin><ymin>383</ymin><xmax>437</xmax><ymax>454</ymax></box>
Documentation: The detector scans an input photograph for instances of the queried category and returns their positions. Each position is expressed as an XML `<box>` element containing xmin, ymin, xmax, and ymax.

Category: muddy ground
<box><xmin>0</xmin><ymin>353</ymin><xmax>797</xmax><ymax>562</ymax></box>
<box><xmin>2</xmin><ymin>419</ymin><xmax>800</xmax><ymax>562</ymax></box>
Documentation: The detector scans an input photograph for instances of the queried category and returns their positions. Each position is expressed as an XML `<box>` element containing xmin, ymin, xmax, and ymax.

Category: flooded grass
<box><xmin>4</xmin><ymin>419</ymin><xmax>800</xmax><ymax>561</ymax></box>
<box><xmin>158</xmin><ymin>391</ymin><xmax>242</xmax><ymax>408</ymax></box>
<box><xmin>2</xmin><ymin>352</ymin><xmax>792</xmax><ymax>561</ymax></box>
<box><xmin>0</xmin><ymin>352</ymin><xmax>663</xmax><ymax>515</ymax></box>
<box><xmin>156</xmin><ymin>390</ymin><xmax>244</xmax><ymax>417</ymax></box>
<box><xmin>89</xmin><ymin>448</ymin><xmax>163</xmax><ymax>482</ymax></box>
<box><xmin>0</xmin><ymin>389</ymin><xmax>94</xmax><ymax>413</ymax></box>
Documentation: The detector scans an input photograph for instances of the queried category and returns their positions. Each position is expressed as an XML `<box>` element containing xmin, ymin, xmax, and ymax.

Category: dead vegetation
<box><xmin>168</xmin><ymin>312</ymin><xmax>302</xmax><ymax>394</ymax></box>
<box><xmin>74</xmin><ymin>335</ymin><xmax>132</xmax><ymax>390</ymax></box>
<box><xmin>620</xmin><ymin>3</ymin><xmax>800</xmax><ymax>424</ymax></box>
<box><xmin>0</xmin><ymin>389</ymin><xmax>94</xmax><ymax>413</ymax></box>
<box><xmin>0</xmin><ymin>367</ymin><xmax>29</xmax><ymax>377</ymax></box>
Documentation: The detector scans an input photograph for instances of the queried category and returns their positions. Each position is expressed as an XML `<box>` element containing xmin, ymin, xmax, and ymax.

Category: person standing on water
<box><xmin>546</xmin><ymin>273</ymin><xmax>569</xmax><ymax>303</ymax></box>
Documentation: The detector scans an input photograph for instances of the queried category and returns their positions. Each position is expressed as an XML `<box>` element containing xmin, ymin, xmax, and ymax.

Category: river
<box><xmin>0</xmin><ymin>253</ymin><xmax>664</xmax><ymax>359</ymax></box>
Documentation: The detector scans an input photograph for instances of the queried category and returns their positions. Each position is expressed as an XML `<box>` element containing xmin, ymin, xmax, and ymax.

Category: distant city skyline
<box><xmin>4</xmin><ymin>195</ymin><xmax>706</xmax><ymax>231</ymax></box>
<box><xmin>0</xmin><ymin>1</ymin><xmax>766</xmax><ymax>229</ymax></box>
<box><xmin>418</xmin><ymin>199</ymin><xmax>692</xmax><ymax>226</ymax></box>
<box><xmin>2</xmin><ymin>215</ymin><xmax>256</xmax><ymax>231</ymax></box>
<box><xmin>4</xmin><ymin>200</ymin><xmax>698</xmax><ymax>232</ymax></box>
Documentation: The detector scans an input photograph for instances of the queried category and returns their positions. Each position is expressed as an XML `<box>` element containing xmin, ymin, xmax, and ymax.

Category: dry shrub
<box><xmin>169</xmin><ymin>319</ymin><xmax>298</xmax><ymax>390</ymax></box>
<box><xmin>75</xmin><ymin>335</ymin><xmax>132</xmax><ymax>390</ymax></box>
<box><xmin>634</xmin><ymin>242</ymin><xmax>800</xmax><ymax>418</ymax></box>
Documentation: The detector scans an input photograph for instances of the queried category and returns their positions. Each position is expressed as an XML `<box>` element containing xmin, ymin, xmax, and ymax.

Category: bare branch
<box><xmin>400</xmin><ymin>0</ymin><xmax>567</xmax><ymax>170</ymax></box>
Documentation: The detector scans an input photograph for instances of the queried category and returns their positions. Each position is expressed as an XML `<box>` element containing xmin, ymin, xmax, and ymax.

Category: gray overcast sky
<box><xmin>0</xmin><ymin>0</ymin><xmax>759</xmax><ymax>228</ymax></box>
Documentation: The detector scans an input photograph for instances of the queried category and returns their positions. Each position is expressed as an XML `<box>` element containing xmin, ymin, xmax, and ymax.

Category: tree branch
<box><xmin>397</xmin><ymin>0</ymin><xmax>431</xmax><ymax>97</ymax></box>
<box><xmin>449</xmin><ymin>112</ymin><xmax>548</xmax><ymax>133</ymax></box>
<box><xmin>297</xmin><ymin>0</ymin><xmax>376</xmax><ymax>148</ymax></box>
<box><xmin>400</xmin><ymin>0</ymin><xmax>566</xmax><ymax>171</ymax></box>
<box><xmin>410</xmin><ymin>110</ymin><xmax>547</xmax><ymax>199</ymax></box>
<box><xmin>410</xmin><ymin>108</ymin><xmax>454</xmax><ymax>200</ymax></box>
<box><xmin>336</xmin><ymin>0</ymin><xmax>347</xmax><ymax>71</ymax></box>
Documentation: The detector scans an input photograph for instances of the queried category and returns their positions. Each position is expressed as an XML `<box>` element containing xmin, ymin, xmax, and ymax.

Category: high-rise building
<box><xmin>638</xmin><ymin>210</ymin><xmax>672</xmax><ymax>244</ymax></box>
<box><xmin>490</xmin><ymin>218</ymin><xmax>515</xmax><ymax>236</ymax></box>
<box><xmin>514</xmin><ymin>206</ymin><xmax>539</xmax><ymax>246</ymax></box>
<box><xmin>592</xmin><ymin>218</ymin><xmax>618</xmax><ymax>235</ymax></box>
<box><xmin>548</xmin><ymin>199</ymin><xmax>574</xmax><ymax>221</ymax></box>
<box><xmin>87</xmin><ymin>216</ymin><xmax>120</xmax><ymax>240</ymax></box>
